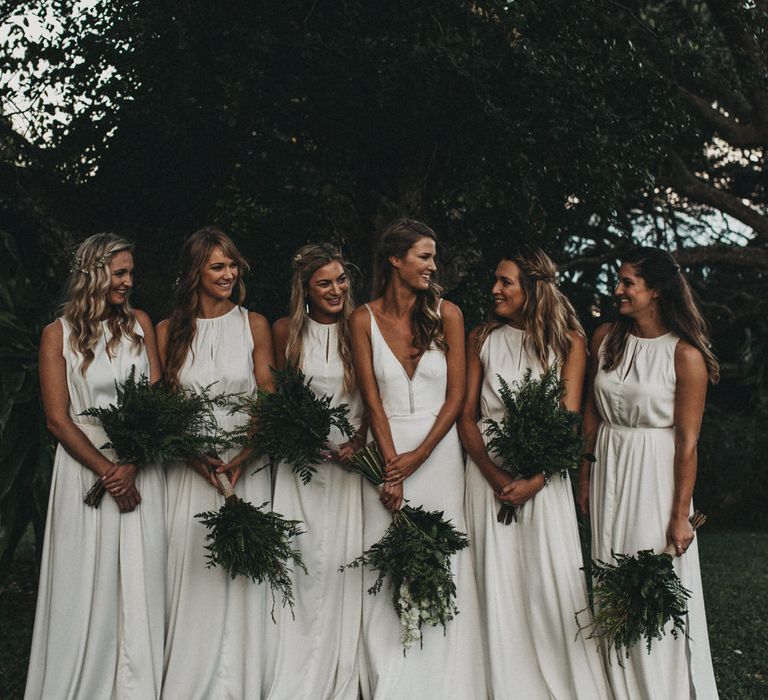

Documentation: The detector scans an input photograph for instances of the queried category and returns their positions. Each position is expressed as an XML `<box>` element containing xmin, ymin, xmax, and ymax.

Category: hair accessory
<box><xmin>69</xmin><ymin>255</ymin><xmax>87</xmax><ymax>274</ymax></box>
<box><xmin>293</xmin><ymin>253</ymin><xmax>303</xmax><ymax>263</ymax></box>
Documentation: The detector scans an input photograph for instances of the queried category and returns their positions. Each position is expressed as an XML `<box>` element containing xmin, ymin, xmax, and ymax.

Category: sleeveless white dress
<box><xmin>464</xmin><ymin>325</ymin><xmax>610</xmax><ymax>700</ymax></box>
<box><xmin>591</xmin><ymin>332</ymin><xmax>718</xmax><ymax>699</ymax></box>
<box><xmin>359</xmin><ymin>305</ymin><xmax>487</xmax><ymax>700</ymax></box>
<box><xmin>265</xmin><ymin>317</ymin><xmax>364</xmax><ymax>700</ymax></box>
<box><xmin>25</xmin><ymin>318</ymin><xmax>166</xmax><ymax>700</ymax></box>
<box><xmin>162</xmin><ymin>306</ymin><xmax>271</xmax><ymax>700</ymax></box>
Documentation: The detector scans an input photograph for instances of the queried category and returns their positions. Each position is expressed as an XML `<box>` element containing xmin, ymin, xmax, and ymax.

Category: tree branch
<box><xmin>673</xmin><ymin>244</ymin><xmax>768</xmax><ymax>269</ymax></box>
<box><xmin>659</xmin><ymin>154</ymin><xmax>768</xmax><ymax>240</ymax></box>
<box><xmin>679</xmin><ymin>87</ymin><xmax>768</xmax><ymax>147</ymax></box>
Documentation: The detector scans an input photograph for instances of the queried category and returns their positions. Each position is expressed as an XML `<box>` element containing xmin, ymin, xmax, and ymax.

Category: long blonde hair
<box><xmin>603</xmin><ymin>246</ymin><xmax>719</xmax><ymax>383</ymax></box>
<box><xmin>476</xmin><ymin>248</ymin><xmax>584</xmax><ymax>368</ymax></box>
<box><xmin>62</xmin><ymin>233</ymin><xmax>142</xmax><ymax>375</ymax></box>
<box><xmin>374</xmin><ymin>218</ymin><xmax>446</xmax><ymax>352</ymax></box>
<box><xmin>285</xmin><ymin>243</ymin><xmax>356</xmax><ymax>393</ymax></box>
<box><xmin>163</xmin><ymin>227</ymin><xmax>250</xmax><ymax>391</ymax></box>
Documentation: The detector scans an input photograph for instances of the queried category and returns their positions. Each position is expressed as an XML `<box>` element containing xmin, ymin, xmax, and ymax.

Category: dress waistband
<box><xmin>602</xmin><ymin>423</ymin><xmax>673</xmax><ymax>433</ymax></box>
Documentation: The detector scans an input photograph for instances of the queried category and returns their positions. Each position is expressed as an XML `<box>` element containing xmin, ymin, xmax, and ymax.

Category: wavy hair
<box><xmin>285</xmin><ymin>243</ymin><xmax>356</xmax><ymax>393</ymax></box>
<box><xmin>163</xmin><ymin>227</ymin><xmax>250</xmax><ymax>391</ymax></box>
<box><xmin>603</xmin><ymin>246</ymin><xmax>719</xmax><ymax>383</ymax></box>
<box><xmin>62</xmin><ymin>233</ymin><xmax>142</xmax><ymax>375</ymax></box>
<box><xmin>373</xmin><ymin>218</ymin><xmax>446</xmax><ymax>352</ymax></box>
<box><xmin>476</xmin><ymin>247</ymin><xmax>584</xmax><ymax>368</ymax></box>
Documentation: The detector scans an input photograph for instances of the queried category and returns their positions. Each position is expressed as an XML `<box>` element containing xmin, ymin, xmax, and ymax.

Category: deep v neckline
<box><xmin>367</xmin><ymin>305</ymin><xmax>425</xmax><ymax>383</ymax></box>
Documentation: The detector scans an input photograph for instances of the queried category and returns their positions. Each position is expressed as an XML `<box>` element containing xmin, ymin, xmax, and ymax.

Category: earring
<box><xmin>305</xmin><ymin>298</ymin><xmax>310</xmax><ymax>315</ymax></box>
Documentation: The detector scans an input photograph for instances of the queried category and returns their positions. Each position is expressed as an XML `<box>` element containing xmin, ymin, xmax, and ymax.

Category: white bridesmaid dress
<box><xmin>591</xmin><ymin>332</ymin><xmax>718</xmax><ymax>699</ymax></box>
<box><xmin>359</xmin><ymin>304</ymin><xmax>487</xmax><ymax>700</ymax></box>
<box><xmin>162</xmin><ymin>306</ymin><xmax>271</xmax><ymax>699</ymax></box>
<box><xmin>464</xmin><ymin>324</ymin><xmax>610</xmax><ymax>700</ymax></box>
<box><xmin>25</xmin><ymin>318</ymin><xmax>166</xmax><ymax>700</ymax></box>
<box><xmin>265</xmin><ymin>317</ymin><xmax>364</xmax><ymax>700</ymax></box>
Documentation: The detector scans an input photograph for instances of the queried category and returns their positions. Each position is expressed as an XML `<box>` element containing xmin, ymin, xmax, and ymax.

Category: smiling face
<box><xmin>491</xmin><ymin>259</ymin><xmax>526</xmax><ymax>325</ymax></box>
<box><xmin>391</xmin><ymin>236</ymin><xmax>437</xmax><ymax>291</ymax></box>
<box><xmin>307</xmin><ymin>261</ymin><xmax>349</xmax><ymax>322</ymax></box>
<box><xmin>615</xmin><ymin>262</ymin><xmax>657</xmax><ymax>317</ymax></box>
<box><xmin>199</xmin><ymin>246</ymin><xmax>239</xmax><ymax>301</ymax></box>
<box><xmin>107</xmin><ymin>251</ymin><xmax>134</xmax><ymax>306</ymax></box>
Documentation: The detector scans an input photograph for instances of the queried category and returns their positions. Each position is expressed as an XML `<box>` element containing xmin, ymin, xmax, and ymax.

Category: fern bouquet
<box><xmin>341</xmin><ymin>442</ymin><xmax>470</xmax><ymax>652</ymax></box>
<box><xmin>226</xmin><ymin>364</ymin><xmax>355</xmax><ymax>484</ymax></box>
<box><xmin>195</xmin><ymin>471</ymin><xmax>306</xmax><ymax>616</ymax></box>
<box><xmin>79</xmin><ymin>366</ymin><xmax>225</xmax><ymax>507</ymax></box>
<box><xmin>483</xmin><ymin>365</ymin><xmax>582</xmax><ymax>524</ymax></box>
<box><xmin>581</xmin><ymin>511</ymin><xmax>707</xmax><ymax>659</ymax></box>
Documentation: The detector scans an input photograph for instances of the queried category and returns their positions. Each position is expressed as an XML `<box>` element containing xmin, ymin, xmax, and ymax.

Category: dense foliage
<box><xmin>342</xmin><ymin>442</ymin><xmax>470</xmax><ymax>651</ymax></box>
<box><xmin>226</xmin><ymin>365</ymin><xmax>354</xmax><ymax>484</ymax></box>
<box><xmin>196</xmin><ymin>491</ymin><xmax>306</xmax><ymax>616</ymax></box>
<box><xmin>484</xmin><ymin>366</ymin><xmax>582</xmax><ymax>523</ymax></box>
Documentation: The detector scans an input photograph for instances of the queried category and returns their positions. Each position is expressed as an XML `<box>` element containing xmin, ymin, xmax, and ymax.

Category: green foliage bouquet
<box><xmin>80</xmin><ymin>366</ymin><xmax>225</xmax><ymax>507</ymax></box>
<box><xmin>580</xmin><ymin>511</ymin><xmax>707</xmax><ymax>659</ymax></box>
<box><xmin>483</xmin><ymin>366</ymin><xmax>582</xmax><ymax>524</ymax></box>
<box><xmin>195</xmin><ymin>471</ymin><xmax>306</xmax><ymax>615</ymax></box>
<box><xmin>341</xmin><ymin>442</ymin><xmax>470</xmax><ymax>652</ymax></box>
<box><xmin>226</xmin><ymin>364</ymin><xmax>355</xmax><ymax>484</ymax></box>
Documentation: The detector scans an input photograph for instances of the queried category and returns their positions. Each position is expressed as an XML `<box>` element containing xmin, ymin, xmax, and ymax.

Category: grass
<box><xmin>1</xmin><ymin>530</ymin><xmax>766</xmax><ymax>698</ymax></box>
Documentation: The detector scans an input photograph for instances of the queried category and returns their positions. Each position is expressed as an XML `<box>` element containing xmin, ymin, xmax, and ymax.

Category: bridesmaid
<box><xmin>157</xmin><ymin>227</ymin><xmax>275</xmax><ymax>700</ymax></box>
<box><xmin>459</xmin><ymin>249</ymin><xmax>611</xmax><ymax>699</ymax></box>
<box><xmin>580</xmin><ymin>247</ymin><xmax>719</xmax><ymax>699</ymax></box>
<box><xmin>265</xmin><ymin>243</ymin><xmax>367</xmax><ymax>700</ymax></box>
<box><xmin>349</xmin><ymin>219</ymin><xmax>487</xmax><ymax>699</ymax></box>
<box><xmin>27</xmin><ymin>233</ymin><xmax>165</xmax><ymax>699</ymax></box>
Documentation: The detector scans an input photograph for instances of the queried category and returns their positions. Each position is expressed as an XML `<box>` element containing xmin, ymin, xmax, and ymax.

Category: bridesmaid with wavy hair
<box><xmin>265</xmin><ymin>242</ymin><xmax>367</xmax><ymax>700</ymax></box>
<box><xmin>581</xmin><ymin>246</ymin><xmax>719</xmax><ymax>699</ymax></box>
<box><xmin>459</xmin><ymin>248</ymin><xmax>610</xmax><ymax>699</ymax></box>
<box><xmin>349</xmin><ymin>218</ymin><xmax>487</xmax><ymax>699</ymax></box>
<box><xmin>157</xmin><ymin>226</ymin><xmax>275</xmax><ymax>700</ymax></box>
<box><xmin>27</xmin><ymin>233</ymin><xmax>165</xmax><ymax>699</ymax></box>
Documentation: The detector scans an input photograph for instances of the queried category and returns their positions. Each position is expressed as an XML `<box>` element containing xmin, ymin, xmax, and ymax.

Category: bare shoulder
<box><xmin>567</xmin><ymin>329</ymin><xmax>587</xmax><ymax>352</ymax></box>
<box><xmin>350</xmin><ymin>304</ymin><xmax>372</xmax><ymax>332</ymax></box>
<box><xmin>41</xmin><ymin>319</ymin><xmax>63</xmax><ymax>348</ymax></box>
<box><xmin>589</xmin><ymin>322</ymin><xmax>612</xmax><ymax>354</ymax></box>
<box><xmin>247</xmin><ymin>310</ymin><xmax>271</xmax><ymax>334</ymax></box>
<box><xmin>272</xmin><ymin>316</ymin><xmax>290</xmax><ymax>342</ymax></box>
<box><xmin>675</xmin><ymin>339</ymin><xmax>706</xmax><ymax>371</ymax></box>
<box><xmin>131</xmin><ymin>308</ymin><xmax>154</xmax><ymax>334</ymax></box>
<box><xmin>439</xmin><ymin>299</ymin><xmax>463</xmax><ymax>323</ymax></box>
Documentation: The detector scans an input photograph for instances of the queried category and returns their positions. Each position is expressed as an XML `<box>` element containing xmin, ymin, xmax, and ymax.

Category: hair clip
<box><xmin>92</xmin><ymin>253</ymin><xmax>109</xmax><ymax>269</ymax></box>
<box><xmin>293</xmin><ymin>253</ymin><xmax>303</xmax><ymax>263</ymax></box>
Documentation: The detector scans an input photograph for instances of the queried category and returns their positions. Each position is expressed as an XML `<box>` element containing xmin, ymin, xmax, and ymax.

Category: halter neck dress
<box><xmin>464</xmin><ymin>324</ymin><xmax>611</xmax><ymax>699</ymax></box>
<box><xmin>591</xmin><ymin>331</ymin><xmax>718</xmax><ymax>699</ymax></box>
<box><xmin>162</xmin><ymin>306</ymin><xmax>271</xmax><ymax>700</ymax></box>
<box><xmin>358</xmin><ymin>304</ymin><xmax>487</xmax><ymax>700</ymax></box>
<box><xmin>265</xmin><ymin>317</ymin><xmax>365</xmax><ymax>700</ymax></box>
<box><xmin>25</xmin><ymin>318</ymin><xmax>166</xmax><ymax>700</ymax></box>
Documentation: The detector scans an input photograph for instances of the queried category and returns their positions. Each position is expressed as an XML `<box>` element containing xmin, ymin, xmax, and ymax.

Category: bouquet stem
<box><xmin>661</xmin><ymin>510</ymin><xmax>707</xmax><ymax>557</ymax></box>
<box><xmin>83</xmin><ymin>479</ymin><xmax>107</xmax><ymax>508</ymax></box>
<box><xmin>496</xmin><ymin>503</ymin><xmax>517</xmax><ymax>524</ymax></box>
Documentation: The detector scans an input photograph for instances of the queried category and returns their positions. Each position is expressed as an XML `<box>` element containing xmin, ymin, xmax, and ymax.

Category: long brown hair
<box><xmin>373</xmin><ymin>218</ymin><xmax>446</xmax><ymax>352</ymax></box>
<box><xmin>62</xmin><ymin>233</ymin><xmax>142</xmax><ymax>375</ymax></box>
<box><xmin>285</xmin><ymin>243</ymin><xmax>356</xmax><ymax>394</ymax></box>
<box><xmin>476</xmin><ymin>247</ymin><xmax>584</xmax><ymax>368</ymax></box>
<box><xmin>603</xmin><ymin>246</ymin><xmax>719</xmax><ymax>383</ymax></box>
<box><xmin>163</xmin><ymin>227</ymin><xmax>250</xmax><ymax>391</ymax></box>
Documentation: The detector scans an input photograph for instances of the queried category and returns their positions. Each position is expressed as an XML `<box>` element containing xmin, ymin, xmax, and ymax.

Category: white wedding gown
<box><xmin>265</xmin><ymin>317</ymin><xmax>364</xmax><ymax>700</ymax></box>
<box><xmin>464</xmin><ymin>325</ymin><xmax>610</xmax><ymax>699</ymax></box>
<box><xmin>162</xmin><ymin>306</ymin><xmax>271</xmax><ymax>699</ymax></box>
<box><xmin>591</xmin><ymin>332</ymin><xmax>718</xmax><ymax>699</ymax></box>
<box><xmin>359</xmin><ymin>304</ymin><xmax>487</xmax><ymax>700</ymax></box>
<box><xmin>25</xmin><ymin>318</ymin><xmax>166</xmax><ymax>700</ymax></box>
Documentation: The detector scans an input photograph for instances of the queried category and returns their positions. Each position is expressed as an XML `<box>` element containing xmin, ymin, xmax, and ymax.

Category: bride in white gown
<box><xmin>265</xmin><ymin>243</ymin><xmax>366</xmax><ymax>700</ymax></box>
<box><xmin>349</xmin><ymin>219</ymin><xmax>487</xmax><ymax>700</ymax></box>
<box><xmin>157</xmin><ymin>227</ymin><xmax>276</xmax><ymax>700</ymax></box>
<box><xmin>27</xmin><ymin>233</ymin><xmax>166</xmax><ymax>700</ymax></box>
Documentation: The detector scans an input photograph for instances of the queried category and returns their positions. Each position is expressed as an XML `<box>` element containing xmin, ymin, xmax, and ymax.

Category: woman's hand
<box><xmin>114</xmin><ymin>484</ymin><xmax>142</xmax><ymax>513</ymax></box>
<box><xmin>384</xmin><ymin>450</ymin><xmax>425</xmax><ymax>484</ymax></box>
<box><xmin>380</xmin><ymin>481</ymin><xmax>403</xmax><ymax>512</ymax></box>
<box><xmin>498</xmin><ymin>475</ymin><xmax>545</xmax><ymax>506</ymax></box>
<box><xmin>189</xmin><ymin>454</ymin><xmax>224</xmax><ymax>490</ymax></box>
<box><xmin>216</xmin><ymin>454</ymin><xmax>246</xmax><ymax>488</ymax></box>
<box><xmin>335</xmin><ymin>432</ymin><xmax>367</xmax><ymax>465</ymax></box>
<box><xmin>102</xmin><ymin>463</ymin><xmax>137</xmax><ymax>498</ymax></box>
<box><xmin>667</xmin><ymin>514</ymin><xmax>695</xmax><ymax>557</ymax></box>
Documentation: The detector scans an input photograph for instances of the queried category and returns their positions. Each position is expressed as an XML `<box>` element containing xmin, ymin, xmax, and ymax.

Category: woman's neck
<box><xmin>381</xmin><ymin>278</ymin><xmax>418</xmax><ymax>318</ymax></box>
<box><xmin>629</xmin><ymin>311</ymin><xmax>668</xmax><ymax>339</ymax></box>
<box><xmin>197</xmin><ymin>296</ymin><xmax>235</xmax><ymax>319</ymax></box>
